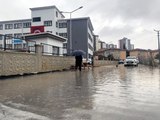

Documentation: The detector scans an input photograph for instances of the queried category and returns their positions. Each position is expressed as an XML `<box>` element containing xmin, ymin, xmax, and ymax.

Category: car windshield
<box><xmin>127</xmin><ymin>56</ymin><xmax>137</xmax><ymax>59</ymax></box>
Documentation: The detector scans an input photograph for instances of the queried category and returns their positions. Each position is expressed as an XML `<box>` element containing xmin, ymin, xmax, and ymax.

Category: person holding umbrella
<box><xmin>72</xmin><ymin>50</ymin><xmax>85</xmax><ymax>71</ymax></box>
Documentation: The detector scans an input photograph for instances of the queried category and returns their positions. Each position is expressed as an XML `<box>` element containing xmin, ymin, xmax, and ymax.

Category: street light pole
<box><xmin>154</xmin><ymin>29</ymin><xmax>160</xmax><ymax>64</ymax></box>
<box><xmin>69</xmin><ymin>12</ymin><xmax>72</xmax><ymax>55</ymax></box>
<box><xmin>61</xmin><ymin>6</ymin><xmax>83</xmax><ymax>55</ymax></box>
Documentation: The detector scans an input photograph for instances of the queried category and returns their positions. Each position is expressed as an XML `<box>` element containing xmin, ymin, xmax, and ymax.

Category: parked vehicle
<box><xmin>124</xmin><ymin>56</ymin><xmax>139</xmax><ymax>66</ymax></box>
<box><xmin>118</xmin><ymin>59</ymin><xmax>124</xmax><ymax>64</ymax></box>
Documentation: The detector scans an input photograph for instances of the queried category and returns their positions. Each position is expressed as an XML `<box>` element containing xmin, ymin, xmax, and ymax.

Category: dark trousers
<box><xmin>75</xmin><ymin>56</ymin><xmax>82</xmax><ymax>71</ymax></box>
<box><xmin>76</xmin><ymin>60</ymin><xmax>82</xmax><ymax>71</ymax></box>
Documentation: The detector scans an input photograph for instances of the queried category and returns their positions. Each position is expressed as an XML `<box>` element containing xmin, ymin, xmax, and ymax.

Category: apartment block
<box><xmin>119</xmin><ymin>37</ymin><xmax>132</xmax><ymax>50</ymax></box>
<box><xmin>58</xmin><ymin>17</ymin><xmax>94</xmax><ymax>58</ymax></box>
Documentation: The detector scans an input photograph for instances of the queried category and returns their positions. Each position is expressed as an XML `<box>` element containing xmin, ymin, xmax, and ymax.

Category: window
<box><xmin>14</xmin><ymin>33</ymin><xmax>22</xmax><ymax>38</ymax></box>
<box><xmin>23</xmin><ymin>22</ymin><xmax>31</xmax><ymax>28</ymax></box>
<box><xmin>56</xmin><ymin>32</ymin><xmax>58</xmax><ymax>35</ymax></box>
<box><xmin>5</xmin><ymin>24</ymin><xmax>13</xmax><ymax>29</ymax></box>
<box><xmin>56</xmin><ymin>11</ymin><xmax>58</xmax><ymax>17</ymax></box>
<box><xmin>88</xmin><ymin>33</ymin><xmax>93</xmax><ymax>42</ymax></box>
<box><xmin>59</xmin><ymin>22</ymin><xmax>67</xmax><ymax>28</ymax></box>
<box><xmin>32</xmin><ymin>17</ymin><xmax>41</xmax><ymax>22</ymax></box>
<box><xmin>53</xmin><ymin>46</ymin><xmax>59</xmax><ymax>55</ymax></box>
<box><xmin>23</xmin><ymin>33</ymin><xmax>30</xmax><ymax>35</ymax></box>
<box><xmin>56</xmin><ymin>22</ymin><xmax>58</xmax><ymax>27</ymax></box>
<box><xmin>44</xmin><ymin>21</ymin><xmax>52</xmax><ymax>26</ymax></box>
<box><xmin>59</xmin><ymin>33</ymin><xmax>67</xmax><ymax>38</ymax></box>
<box><xmin>46</xmin><ymin>31</ymin><xmax>52</xmax><ymax>33</ymax></box>
<box><xmin>5</xmin><ymin>34</ymin><xmax>13</xmax><ymax>39</ymax></box>
<box><xmin>63</xmin><ymin>43</ymin><xmax>67</xmax><ymax>48</ymax></box>
<box><xmin>0</xmin><ymin>24</ymin><xmax>3</xmax><ymax>30</ymax></box>
<box><xmin>0</xmin><ymin>35</ymin><xmax>3</xmax><ymax>40</ymax></box>
<box><xmin>88</xmin><ymin>43</ymin><xmax>94</xmax><ymax>51</ymax></box>
<box><xmin>14</xmin><ymin>23</ymin><xmax>22</xmax><ymax>29</ymax></box>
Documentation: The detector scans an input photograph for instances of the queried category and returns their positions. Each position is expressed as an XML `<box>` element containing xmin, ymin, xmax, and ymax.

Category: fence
<box><xmin>41</xmin><ymin>43</ymin><xmax>66</xmax><ymax>56</ymax></box>
<box><xmin>0</xmin><ymin>34</ymin><xmax>36</xmax><ymax>52</ymax></box>
<box><xmin>0</xmin><ymin>34</ymin><xmax>68</xmax><ymax>56</ymax></box>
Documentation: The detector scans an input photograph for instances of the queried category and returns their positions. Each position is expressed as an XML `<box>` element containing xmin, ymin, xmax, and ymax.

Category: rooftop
<box><xmin>24</xmin><ymin>32</ymin><xmax>66</xmax><ymax>42</ymax></box>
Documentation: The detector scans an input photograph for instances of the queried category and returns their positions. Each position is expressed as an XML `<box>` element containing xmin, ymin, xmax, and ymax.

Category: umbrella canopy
<box><xmin>72</xmin><ymin>50</ymin><xmax>86</xmax><ymax>56</ymax></box>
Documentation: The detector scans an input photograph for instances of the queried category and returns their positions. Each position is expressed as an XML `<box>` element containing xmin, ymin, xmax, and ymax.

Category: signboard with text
<box><xmin>12</xmin><ymin>39</ymin><xmax>23</xmax><ymax>44</ymax></box>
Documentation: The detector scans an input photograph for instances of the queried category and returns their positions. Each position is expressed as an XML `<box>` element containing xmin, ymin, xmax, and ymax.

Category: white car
<box><xmin>124</xmin><ymin>56</ymin><xmax>139</xmax><ymax>66</ymax></box>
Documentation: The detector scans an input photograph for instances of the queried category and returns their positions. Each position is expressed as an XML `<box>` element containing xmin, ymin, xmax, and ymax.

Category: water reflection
<box><xmin>75</xmin><ymin>72</ymin><xmax>82</xmax><ymax>87</ymax></box>
<box><xmin>0</xmin><ymin>65</ymin><xmax>160</xmax><ymax>120</ymax></box>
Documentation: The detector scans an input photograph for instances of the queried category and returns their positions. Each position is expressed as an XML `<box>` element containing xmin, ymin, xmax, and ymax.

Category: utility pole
<box><xmin>154</xmin><ymin>29</ymin><xmax>160</xmax><ymax>64</ymax></box>
<box><xmin>60</xmin><ymin>6</ymin><xmax>83</xmax><ymax>55</ymax></box>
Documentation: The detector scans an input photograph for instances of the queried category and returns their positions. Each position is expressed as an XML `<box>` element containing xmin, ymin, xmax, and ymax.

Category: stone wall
<box><xmin>41</xmin><ymin>55</ymin><xmax>74</xmax><ymax>72</ymax></box>
<box><xmin>0</xmin><ymin>45</ymin><xmax>117</xmax><ymax>76</ymax></box>
<box><xmin>0</xmin><ymin>45</ymin><xmax>75</xmax><ymax>76</ymax></box>
<box><xmin>0</xmin><ymin>51</ymin><xmax>37</xmax><ymax>76</ymax></box>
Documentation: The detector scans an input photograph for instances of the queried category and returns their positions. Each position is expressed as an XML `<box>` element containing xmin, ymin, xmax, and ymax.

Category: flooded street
<box><xmin>0</xmin><ymin>65</ymin><xmax>160</xmax><ymax>120</ymax></box>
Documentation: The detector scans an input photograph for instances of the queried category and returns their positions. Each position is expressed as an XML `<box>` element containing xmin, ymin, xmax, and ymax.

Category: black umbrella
<box><xmin>72</xmin><ymin>50</ymin><xmax>86</xmax><ymax>56</ymax></box>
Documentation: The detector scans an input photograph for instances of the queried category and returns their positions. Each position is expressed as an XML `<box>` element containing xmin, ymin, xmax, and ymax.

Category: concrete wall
<box><xmin>130</xmin><ymin>50</ymin><xmax>157</xmax><ymax>66</ymax></box>
<box><xmin>120</xmin><ymin>50</ymin><xmax>126</xmax><ymax>60</ymax></box>
<box><xmin>103</xmin><ymin>49</ymin><xmax>126</xmax><ymax>60</ymax></box>
<box><xmin>94</xmin><ymin>60</ymin><xmax>117</xmax><ymax>67</ymax></box>
<box><xmin>0</xmin><ymin>45</ymin><xmax>74</xmax><ymax>76</ymax></box>
<box><xmin>152</xmin><ymin>50</ymin><xmax>158</xmax><ymax>58</ymax></box>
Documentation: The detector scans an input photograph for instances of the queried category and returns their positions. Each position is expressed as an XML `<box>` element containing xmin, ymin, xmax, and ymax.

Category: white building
<box><xmin>99</xmin><ymin>41</ymin><xmax>106</xmax><ymax>49</ymax></box>
<box><xmin>131</xmin><ymin>44</ymin><xmax>134</xmax><ymax>50</ymax></box>
<box><xmin>109</xmin><ymin>44</ymin><xmax>117</xmax><ymax>49</ymax></box>
<box><xmin>0</xmin><ymin>6</ymin><xmax>64</xmax><ymax>36</ymax></box>
<box><xmin>0</xmin><ymin>5</ymin><xmax>94</xmax><ymax>58</ymax></box>
<box><xmin>30</xmin><ymin>6</ymin><xmax>65</xmax><ymax>35</ymax></box>
<box><xmin>94</xmin><ymin>35</ymin><xmax>101</xmax><ymax>51</ymax></box>
<box><xmin>0</xmin><ymin>5</ymin><xmax>65</xmax><ymax>52</ymax></box>
<box><xmin>25</xmin><ymin>32</ymin><xmax>66</xmax><ymax>55</ymax></box>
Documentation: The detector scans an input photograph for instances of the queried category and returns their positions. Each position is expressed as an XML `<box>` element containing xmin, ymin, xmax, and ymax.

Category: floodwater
<box><xmin>0</xmin><ymin>65</ymin><xmax>160</xmax><ymax>120</ymax></box>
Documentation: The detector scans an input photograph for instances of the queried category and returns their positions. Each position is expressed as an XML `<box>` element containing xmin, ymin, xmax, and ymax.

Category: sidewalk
<box><xmin>0</xmin><ymin>103</ymin><xmax>51</xmax><ymax>120</ymax></box>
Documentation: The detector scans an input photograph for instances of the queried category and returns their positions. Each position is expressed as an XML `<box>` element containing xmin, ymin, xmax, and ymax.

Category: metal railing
<box><xmin>0</xmin><ymin>34</ymin><xmax>69</xmax><ymax>56</ymax></box>
<box><xmin>0</xmin><ymin>34</ymin><xmax>36</xmax><ymax>52</ymax></box>
<box><xmin>41</xmin><ymin>43</ymin><xmax>67</xmax><ymax>56</ymax></box>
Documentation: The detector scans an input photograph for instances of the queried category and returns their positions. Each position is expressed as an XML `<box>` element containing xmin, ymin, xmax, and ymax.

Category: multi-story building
<box><xmin>99</xmin><ymin>41</ymin><xmax>106</xmax><ymax>49</ymax></box>
<box><xmin>0</xmin><ymin>5</ymin><xmax>94</xmax><ymax>59</ymax></box>
<box><xmin>30</xmin><ymin>6</ymin><xmax>65</xmax><ymax>35</ymax></box>
<box><xmin>131</xmin><ymin>44</ymin><xmax>134</xmax><ymax>50</ymax></box>
<box><xmin>58</xmin><ymin>17</ymin><xmax>94</xmax><ymax>59</ymax></box>
<box><xmin>94</xmin><ymin>35</ymin><xmax>101</xmax><ymax>51</ymax></box>
<box><xmin>0</xmin><ymin>5</ymin><xmax>64</xmax><ymax>50</ymax></box>
<box><xmin>119</xmin><ymin>37</ymin><xmax>132</xmax><ymax>50</ymax></box>
<box><xmin>0</xmin><ymin>6</ymin><xmax>64</xmax><ymax>38</ymax></box>
<box><xmin>108</xmin><ymin>44</ymin><xmax>117</xmax><ymax>49</ymax></box>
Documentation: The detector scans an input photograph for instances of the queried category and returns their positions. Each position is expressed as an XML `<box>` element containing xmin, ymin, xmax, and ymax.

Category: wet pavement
<box><xmin>0</xmin><ymin>65</ymin><xmax>160</xmax><ymax>120</ymax></box>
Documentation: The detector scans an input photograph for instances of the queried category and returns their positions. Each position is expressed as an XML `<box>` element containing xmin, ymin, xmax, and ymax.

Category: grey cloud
<box><xmin>98</xmin><ymin>25</ymin><xmax>134</xmax><ymax>43</ymax></box>
<box><xmin>82</xmin><ymin>0</ymin><xmax>160</xmax><ymax>22</ymax></box>
<box><xmin>100</xmin><ymin>25</ymin><xmax>134</xmax><ymax>37</ymax></box>
<box><xmin>115</xmin><ymin>0</ymin><xmax>160</xmax><ymax>21</ymax></box>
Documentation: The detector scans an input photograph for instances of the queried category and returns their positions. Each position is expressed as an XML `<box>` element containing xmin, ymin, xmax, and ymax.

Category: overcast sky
<box><xmin>0</xmin><ymin>0</ymin><xmax>160</xmax><ymax>50</ymax></box>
